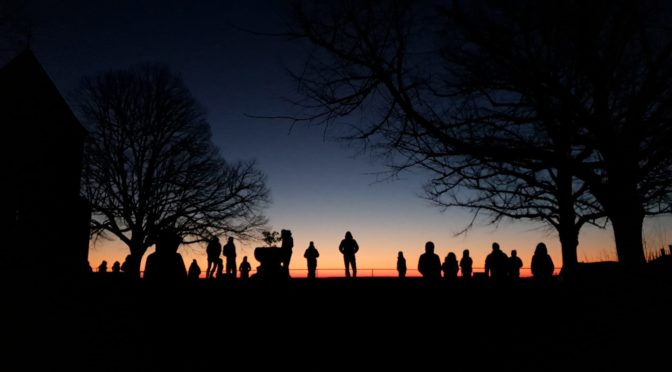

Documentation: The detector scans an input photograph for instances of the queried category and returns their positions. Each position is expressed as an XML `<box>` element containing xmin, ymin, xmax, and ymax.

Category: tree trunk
<box><xmin>558</xmin><ymin>226</ymin><xmax>579</xmax><ymax>276</ymax></box>
<box><xmin>127</xmin><ymin>241</ymin><xmax>149</xmax><ymax>279</ymax></box>
<box><xmin>592</xmin><ymin>150</ymin><xmax>647</xmax><ymax>268</ymax></box>
<box><xmin>556</xmin><ymin>162</ymin><xmax>579</xmax><ymax>275</ymax></box>
<box><xmin>609</xmin><ymin>206</ymin><xmax>646</xmax><ymax>267</ymax></box>
<box><xmin>597</xmin><ymin>173</ymin><xmax>646</xmax><ymax>267</ymax></box>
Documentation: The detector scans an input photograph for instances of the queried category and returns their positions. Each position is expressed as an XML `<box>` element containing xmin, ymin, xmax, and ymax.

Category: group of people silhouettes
<box><xmin>144</xmin><ymin>230</ymin><xmax>253</xmax><ymax>286</ymax></box>
<box><xmin>202</xmin><ymin>236</ymin><xmax>251</xmax><ymax>280</ymax></box>
<box><xmin>413</xmin><ymin>241</ymin><xmax>554</xmax><ymax>282</ymax></box>
<box><xmin>91</xmin><ymin>254</ymin><xmax>132</xmax><ymax>275</ymax></box>
<box><xmin>92</xmin><ymin>229</ymin><xmax>556</xmax><ymax>284</ymax></box>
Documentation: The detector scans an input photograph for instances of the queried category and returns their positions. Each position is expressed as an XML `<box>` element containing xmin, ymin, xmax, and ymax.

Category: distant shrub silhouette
<box><xmin>262</xmin><ymin>230</ymin><xmax>281</xmax><ymax>247</ymax></box>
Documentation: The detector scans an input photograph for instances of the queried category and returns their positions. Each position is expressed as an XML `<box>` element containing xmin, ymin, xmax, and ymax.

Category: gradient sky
<box><xmin>21</xmin><ymin>0</ymin><xmax>671</xmax><ymax>276</ymax></box>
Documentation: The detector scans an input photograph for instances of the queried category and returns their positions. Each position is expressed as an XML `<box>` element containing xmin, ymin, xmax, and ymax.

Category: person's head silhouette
<box><xmin>535</xmin><ymin>242</ymin><xmax>547</xmax><ymax>255</ymax></box>
<box><xmin>463</xmin><ymin>249</ymin><xmax>470</xmax><ymax>257</ymax></box>
<box><xmin>492</xmin><ymin>242</ymin><xmax>500</xmax><ymax>252</ymax></box>
<box><xmin>511</xmin><ymin>249</ymin><xmax>518</xmax><ymax>257</ymax></box>
<box><xmin>228</xmin><ymin>237</ymin><xmax>234</xmax><ymax>244</ymax></box>
<box><xmin>398</xmin><ymin>251</ymin><xmax>404</xmax><ymax>258</ymax></box>
<box><xmin>425</xmin><ymin>241</ymin><xmax>435</xmax><ymax>254</ymax></box>
<box><xmin>156</xmin><ymin>229</ymin><xmax>181</xmax><ymax>254</ymax></box>
<box><xmin>345</xmin><ymin>231</ymin><xmax>353</xmax><ymax>240</ymax></box>
<box><xmin>309</xmin><ymin>241</ymin><xmax>315</xmax><ymax>248</ymax></box>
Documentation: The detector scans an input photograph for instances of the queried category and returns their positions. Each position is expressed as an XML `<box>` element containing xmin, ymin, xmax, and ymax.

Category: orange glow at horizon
<box><xmin>87</xmin><ymin>215</ymin><xmax>671</xmax><ymax>278</ymax></box>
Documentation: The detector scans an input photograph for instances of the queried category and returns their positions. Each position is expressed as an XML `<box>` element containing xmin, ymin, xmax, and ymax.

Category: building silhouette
<box><xmin>1</xmin><ymin>49</ymin><xmax>90</xmax><ymax>284</ymax></box>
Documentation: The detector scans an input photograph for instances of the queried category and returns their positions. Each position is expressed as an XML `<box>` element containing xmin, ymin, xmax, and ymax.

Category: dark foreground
<box><xmin>7</xmin><ymin>270</ymin><xmax>672</xmax><ymax>372</ymax></box>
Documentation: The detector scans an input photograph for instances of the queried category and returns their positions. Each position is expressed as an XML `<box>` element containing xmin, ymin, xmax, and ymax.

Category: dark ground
<box><xmin>7</xmin><ymin>266</ymin><xmax>672</xmax><ymax>372</ymax></box>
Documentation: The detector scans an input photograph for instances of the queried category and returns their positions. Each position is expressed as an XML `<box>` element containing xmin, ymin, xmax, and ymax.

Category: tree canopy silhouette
<box><xmin>80</xmin><ymin>64</ymin><xmax>270</xmax><ymax>277</ymax></box>
<box><xmin>287</xmin><ymin>0</ymin><xmax>672</xmax><ymax>269</ymax></box>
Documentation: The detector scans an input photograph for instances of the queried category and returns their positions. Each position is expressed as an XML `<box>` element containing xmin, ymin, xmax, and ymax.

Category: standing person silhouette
<box><xmin>281</xmin><ymin>229</ymin><xmax>294</xmax><ymax>276</ymax></box>
<box><xmin>223</xmin><ymin>237</ymin><xmax>237</xmax><ymax>279</ymax></box>
<box><xmin>485</xmin><ymin>242</ymin><xmax>509</xmax><ymax>282</ymax></box>
<box><xmin>509</xmin><ymin>250</ymin><xmax>523</xmax><ymax>280</ymax></box>
<box><xmin>239</xmin><ymin>256</ymin><xmax>251</xmax><ymax>280</ymax></box>
<box><xmin>531</xmin><ymin>242</ymin><xmax>555</xmax><ymax>281</ymax></box>
<box><xmin>304</xmin><ymin>241</ymin><xmax>320</xmax><ymax>279</ymax></box>
<box><xmin>460</xmin><ymin>249</ymin><xmax>473</xmax><ymax>280</ymax></box>
<box><xmin>441</xmin><ymin>252</ymin><xmax>459</xmax><ymax>283</ymax></box>
<box><xmin>144</xmin><ymin>228</ymin><xmax>187</xmax><ymax>286</ymax></box>
<box><xmin>187</xmin><ymin>259</ymin><xmax>201</xmax><ymax>281</ymax></box>
<box><xmin>111</xmin><ymin>261</ymin><xmax>121</xmax><ymax>274</ymax></box>
<box><xmin>418</xmin><ymin>242</ymin><xmax>441</xmax><ymax>281</ymax></box>
<box><xmin>338</xmin><ymin>231</ymin><xmax>359</xmax><ymax>278</ymax></box>
<box><xmin>397</xmin><ymin>251</ymin><xmax>407</xmax><ymax>278</ymax></box>
<box><xmin>98</xmin><ymin>260</ymin><xmax>108</xmax><ymax>273</ymax></box>
<box><xmin>120</xmin><ymin>254</ymin><xmax>132</xmax><ymax>274</ymax></box>
<box><xmin>205</xmin><ymin>237</ymin><xmax>221</xmax><ymax>279</ymax></box>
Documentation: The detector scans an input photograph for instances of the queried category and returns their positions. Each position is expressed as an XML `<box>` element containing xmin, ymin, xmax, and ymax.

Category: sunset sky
<box><xmin>22</xmin><ymin>0</ymin><xmax>670</xmax><ymax>276</ymax></box>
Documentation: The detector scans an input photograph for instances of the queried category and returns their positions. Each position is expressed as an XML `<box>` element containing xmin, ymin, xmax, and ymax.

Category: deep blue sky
<box><xmin>19</xmin><ymin>0</ymin><xmax>670</xmax><ymax>273</ymax></box>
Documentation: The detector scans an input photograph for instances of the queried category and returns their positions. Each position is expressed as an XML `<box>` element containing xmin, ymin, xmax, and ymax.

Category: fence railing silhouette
<box><xmin>265</xmin><ymin>267</ymin><xmax>561</xmax><ymax>279</ymax></box>
<box><xmin>97</xmin><ymin>267</ymin><xmax>561</xmax><ymax>279</ymax></box>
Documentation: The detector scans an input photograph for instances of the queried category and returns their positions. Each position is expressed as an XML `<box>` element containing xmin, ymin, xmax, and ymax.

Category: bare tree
<box><xmin>422</xmin><ymin>156</ymin><xmax>605</xmax><ymax>273</ymax></box>
<box><xmin>286</xmin><ymin>0</ymin><xmax>601</xmax><ymax>271</ymax></box>
<box><xmin>80</xmin><ymin>64</ymin><xmax>270</xmax><ymax>277</ymax></box>
<box><xmin>287</xmin><ymin>0</ymin><xmax>672</xmax><ymax>268</ymax></box>
<box><xmin>441</xmin><ymin>0</ymin><xmax>672</xmax><ymax>266</ymax></box>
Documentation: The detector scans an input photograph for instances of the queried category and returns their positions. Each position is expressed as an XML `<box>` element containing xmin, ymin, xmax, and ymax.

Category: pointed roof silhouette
<box><xmin>0</xmin><ymin>48</ymin><xmax>85</xmax><ymax>136</ymax></box>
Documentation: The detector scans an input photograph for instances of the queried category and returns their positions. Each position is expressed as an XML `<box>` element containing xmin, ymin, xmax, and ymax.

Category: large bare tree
<box><xmin>288</xmin><ymin>0</ymin><xmax>672</xmax><ymax>269</ymax></box>
<box><xmin>441</xmin><ymin>0</ymin><xmax>672</xmax><ymax>267</ymax></box>
<box><xmin>80</xmin><ymin>65</ymin><xmax>270</xmax><ymax>277</ymax></box>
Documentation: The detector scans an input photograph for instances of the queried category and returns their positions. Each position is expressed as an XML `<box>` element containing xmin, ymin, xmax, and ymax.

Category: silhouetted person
<box><xmin>460</xmin><ymin>249</ymin><xmax>473</xmax><ymax>280</ymax></box>
<box><xmin>188</xmin><ymin>259</ymin><xmax>201</xmax><ymax>281</ymax></box>
<box><xmin>441</xmin><ymin>252</ymin><xmax>459</xmax><ymax>283</ymax></box>
<box><xmin>418</xmin><ymin>242</ymin><xmax>441</xmax><ymax>281</ymax></box>
<box><xmin>304</xmin><ymin>241</ymin><xmax>320</xmax><ymax>279</ymax></box>
<box><xmin>206</xmin><ymin>237</ymin><xmax>222</xmax><ymax>279</ymax></box>
<box><xmin>144</xmin><ymin>229</ymin><xmax>187</xmax><ymax>286</ymax></box>
<box><xmin>98</xmin><ymin>260</ymin><xmax>108</xmax><ymax>273</ymax></box>
<box><xmin>531</xmin><ymin>242</ymin><xmax>555</xmax><ymax>281</ymax></box>
<box><xmin>111</xmin><ymin>261</ymin><xmax>121</xmax><ymax>274</ymax></box>
<box><xmin>120</xmin><ymin>254</ymin><xmax>132</xmax><ymax>274</ymax></box>
<box><xmin>281</xmin><ymin>229</ymin><xmax>294</xmax><ymax>276</ymax></box>
<box><xmin>485</xmin><ymin>242</ymin><xmax>509</xmax><ymax>282</ymax></box>
<box><xmin>509</xmin><ymin>250</ymin><xmax>523</xmax><ymax>280</ymax></box>
<box><xmin>397</xmin><ymin>251</ymin><xmax>407</xmax><ymax>278</ymax></box>
<box><xmin>223</xmin><ymin>237</ymin><xmax>237</xmax><ymax>278</ymax></box>
<box><xmin>239</xmin><ymin>256</ymin><xmax>251</xmax><ymax>280</ymax></box>
<box><xmin>338</xmin><ymin>231</ymin><xmax>359</xmax><ymax>278</ymax></box>
<box><xmin>215</xmin><ymin>258</ymin><xmax>224</xmax><ymax>279</ymax></box>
